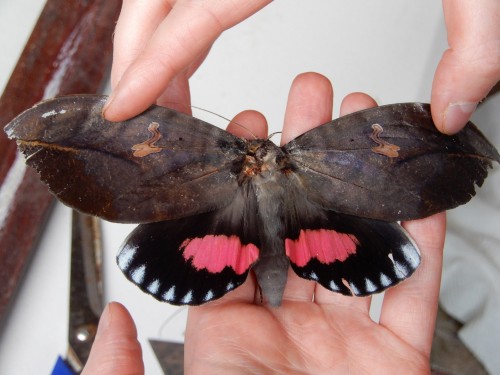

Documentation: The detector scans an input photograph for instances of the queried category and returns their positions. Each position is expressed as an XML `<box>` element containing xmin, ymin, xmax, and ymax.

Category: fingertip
<box><xmin>102</xmin><ymin>85</ymin><xmax>153</xmax><ymax>122</ymax></box>
<box><xmin>227</xmin><ymin>110</ymin><xmax>268</xmax><ymax>139</ymax></box>
<box><xmin>102</xmin><ymin>301</ymin><xmax>138</xmax><ymax>338</ymax></box>
<box><xmin>82</xmin><ymin>302</ymin><xmax>144</xmax><ymax>375</ymax></box>
<box><xmin>430</xmin><ymin>23</ymin><xmax>499</xmax><ymax>135</ymax></box>
<box><xmin>339</xmin><ymin>92</ymin><xmax>378</xmax><ymax>116</ymax></box>
<box><xmin>103</xmin><ymin>88</ymin><xmax>157</xmax><ymax>122</ymax></box>
<box><xmin>104</xmin><ymin>57</ymin><xmax>175</xmax><ymax>121</ymax></box>
<box><xmin>282</xmin><ymin>72</ymin><xmax>333</xmax><ymax>144</ymax></box>
<box><xmin>431</xmin><ymin>77</ymin><xmax>480</xmax><ymax>135</ymax></box>
<box><xmin>430</xmin><ymin>59</ymin><xmax>479</xmax><ymax>135</ymax></box>
<box><xmin>440</xmin><ymin>101</ymin><xmax>477</xmax><ymax>135</ymax></box>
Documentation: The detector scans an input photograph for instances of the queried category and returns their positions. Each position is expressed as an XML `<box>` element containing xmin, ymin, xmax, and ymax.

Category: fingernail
<box><xmin>444</xmin><ymin>102</ymin><xmax>477</xmax><ymax>134</ymax></box>
<box><xmin>95</xmin><ymin>303</ymin><xmax>112</xmax><ymax>339</ymax></box>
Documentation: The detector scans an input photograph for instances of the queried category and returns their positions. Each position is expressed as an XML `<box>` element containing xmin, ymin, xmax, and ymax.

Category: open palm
<box><xmin>184</xmin><ymin>73</ymin><xmax>445</xmax><ymax>374</ymax></box>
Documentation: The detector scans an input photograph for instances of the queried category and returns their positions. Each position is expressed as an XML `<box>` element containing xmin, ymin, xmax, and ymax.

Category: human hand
<box><xmin>184</xmin><ymin>73</ymin><xmax>446</xmax><ymax>374</ymax></box>
<box><xmin>81</xmin><ymin>302</ymin><xmax>144</xmax><ymax>375</ymax></box>
<box><xmin>431</xmin><ymin>0</ymin><xmax>500</xmax><ymax>134</ymax></box>
<box><xmin>104</xmin><ymin>0</ymin><xmax>271</xmax><ymax>121</ymax></box>
<box><xmin>83</xmin><ymin>73</ymin><xmax>445</xmax><ymax>374</ymax></box>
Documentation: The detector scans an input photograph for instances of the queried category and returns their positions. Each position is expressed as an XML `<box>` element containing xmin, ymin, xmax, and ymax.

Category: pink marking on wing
<box><xmin>181</xmin><ymin>235</ymin><xmax>259</xmax><ymax>275</ymax></box>
<box><xmin>285</xmin><ymin>229</ymin><xmax>359</xmax><ymax>267</ymax></box>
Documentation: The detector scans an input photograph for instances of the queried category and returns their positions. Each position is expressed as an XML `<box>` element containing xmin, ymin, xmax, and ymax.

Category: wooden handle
<box><xmin>0</xmin><ymin>0</ymin><xmax>121</xmax><ymax>324</ymax></box>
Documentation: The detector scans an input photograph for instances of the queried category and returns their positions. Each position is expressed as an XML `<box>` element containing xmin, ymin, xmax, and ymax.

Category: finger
<box><xmin>338</xmin><ymin>92</ymin><xmax>378</xmax><ymax>116</ymax></box>
<box><xmin>105</xmin><ymin>0</ymin><xmax>271</xmax><ymax>121</ymax></box>
<box><xmin>313</xmin><ymin>91</ymin><xmax>377</xmax><ymax>313</ymax></box>
<box><xmin>111</xmin><ymin>0</ymin><xmax>173</xmax><ymax>88</ymax></box>
<box><xmin>379</xmin><ymin>212</ymin><xmax>446</xmax><ymax>357</ymax></box>
<box><xmin>156</xmin><ymin>72</ymin><xmax>192</xmax><ymax>114</ymax></box>
<box><xmin>227</xmin><ymin>109</ymin><xmax>268</xmax><ymax>139</ymax></box>
<box><xmin>281</xmin><ymin>72</ymin><xmax>333</xmax><ymax>145</ymax></box>
<box><xmin>82</xmin><ymin>302</ymin><xmax>144</xmax><ymax>375</ymax></box>
<box><xmin>155</xmin><ymin>46</ymin><xmax>212</xmax><ymax>113</ymax></box>
<box><xmin>431</xmin><ymin>0</ymin><xmax>500</xmax><ymax>134</ymax></box>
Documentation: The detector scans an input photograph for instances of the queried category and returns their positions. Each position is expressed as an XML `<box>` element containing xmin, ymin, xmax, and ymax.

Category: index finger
<box><xmin>105</xmin><ymin>0</ymin><xmax>271</xmax><ymax>121</ymax></box>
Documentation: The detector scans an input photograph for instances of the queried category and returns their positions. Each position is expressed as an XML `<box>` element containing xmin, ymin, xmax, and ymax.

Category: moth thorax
<box><xmin>242</xmin><ymin>140</ymin><xmax>284</xmax><ymax>178</ymax></box>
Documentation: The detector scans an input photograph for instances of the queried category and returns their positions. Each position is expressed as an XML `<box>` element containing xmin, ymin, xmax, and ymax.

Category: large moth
<box><xmin>5</xmin><ymin>95</ymin><xmax>499</xmax><ymax>306</ymax></box>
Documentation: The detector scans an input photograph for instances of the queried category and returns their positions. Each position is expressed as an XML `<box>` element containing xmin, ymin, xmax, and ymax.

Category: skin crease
<box><xmin>83</xmin><ymin>73</ymin><xmax>446</xmax><ymax>374</ymax></box>
<box><xmin>104</xmin><ymin>0</ymin><xmax>499</xmax><ymax>136</ymax></box>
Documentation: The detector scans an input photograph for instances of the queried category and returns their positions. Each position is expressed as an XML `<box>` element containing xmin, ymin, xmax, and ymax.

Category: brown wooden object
<box><xmin>0</xmin><ymin>0</ymin><xmax>120</xmax><ymax>325</ymax></box>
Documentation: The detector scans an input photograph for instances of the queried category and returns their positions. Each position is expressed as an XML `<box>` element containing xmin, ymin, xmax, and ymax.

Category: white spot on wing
<box><xmin>182</xmin><ymin>290</ymin><xmax>194</xmax><ymax>304</ymax></box>
<box><xmin>147</xmin><ymin>279</ymin><xmax>160</xmax><ymax>294</ymax></box>
<box><xmin>309</xmin><ymin>271</ymin><xmax>319</xmax><ymax>281</ymax></box>
<box><xmin>204</xmin><ymin>290</ymin><xmax>214</xmax><ymax>301</ymax></box>
<box><xmin>349</xmin><ymin>281</ymin><xmax>361</xmax><ymax>295</ymax></box>
<box><xmin>380</xmin><ymin>273</ymin><xmax>392</xmax><ymax>287</ymax></box>
<box><xmin>329</xmin><ymin>280</ymin><xmax>340</xmax><ymax>291</ymax></box>
<box><xmin>131</xmin><ymin>265</ymin><xmax>146</xmax><ymax>284</ymax></box>
<box><xmin>365</xmin><ymin>278</ymin><xmax>377</xmax><ymax>293</ymax></box>
<box><xmin>394</xmin><ymin>261</ymin><xmax>409</xmax><ymax>279</ymax></box>
<box><xmin>402</xmin><ymin>243</ymin><xmax>421</xmax><ymax>269</ymax></box>
<box><xmin>226</xmin><ymin>282</ymin><xmax>235</xmax><ymax>291</ymax></box>
<box><xmin>117</xmin><ymin>245</ymin><xmax>137</xmax><ymax>271</ymax></box>
<box><xmin>163</xmin><ymin>286</ymin><xmax>176</xmax><ymax>301</ymax></box>
<box><xmin>42</xmin><ymin>110</ymin><xmax>57</xmax><ymax>118</ymax></box>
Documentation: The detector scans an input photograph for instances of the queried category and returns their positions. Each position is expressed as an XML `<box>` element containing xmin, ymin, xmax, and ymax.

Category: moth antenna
<box><xmin>231</xmin><ymin>121</ymin><xmax>258</xmax><ymax>140</ymax></box>
<box><xmin>157</xmin><ymin>306</ymin><xmax>188</xmax><ymax>338</ymax></box>
<box><xmin>267</xmin><ymin>131</ymin><xmax>282</xmax><ymax>141</ymax></box>
<box><xmin>191</xmin><ymin>105</ymin><xmax>258</xmax><ymax>140</ymax></box>
<box><xmin>190</xmin><ymin>105</ymin><xmax>233</xmax><ymax>123</ymax></box>
<box><xmin>161</xmin><ymin>101</ymin><xmax>258</xmax><ymax>139</ymax></box>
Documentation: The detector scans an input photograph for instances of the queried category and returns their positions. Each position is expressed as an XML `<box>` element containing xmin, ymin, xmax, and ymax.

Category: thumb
<box><xmin>431</xmin><ymin>0</ymin><xmax>500</xmax><ymax>134</ymax></box>
<box><xmin>81</xmin><ymin>302</ymin><xmax>144</xmax><ymax>375</ymax></box>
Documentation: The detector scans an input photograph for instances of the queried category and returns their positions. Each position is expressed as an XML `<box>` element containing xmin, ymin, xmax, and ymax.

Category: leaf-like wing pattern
<box><xmin>6</xmin><ymin>95</ymin><xmax>246</xmax><ymax>223</ymax></box>
<box><xmin>284</xmin><ymin>103</ymin><xmax>500</xmax><ymax>221</ymax></box>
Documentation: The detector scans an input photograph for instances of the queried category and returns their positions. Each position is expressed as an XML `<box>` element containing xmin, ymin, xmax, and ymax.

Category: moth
<box><xmin>5</xmin><ymin>95</ymin><xmax>500</xmax><ymax>306</ymax></box>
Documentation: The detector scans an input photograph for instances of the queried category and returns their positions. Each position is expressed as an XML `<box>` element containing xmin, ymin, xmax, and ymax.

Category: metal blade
<box><xmin>66</xmin><ymin>211</ymin><xmax>104</xmax><ymax>372</ymax></box>
<box><xmin>149</xmin><ymin>339</ymin><xmax>184</xmax><ymax>375</ymax></box>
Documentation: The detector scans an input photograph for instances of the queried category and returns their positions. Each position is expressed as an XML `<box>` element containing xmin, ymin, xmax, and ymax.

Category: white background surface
<box><xmin>0</xmin><ymin>1</ymin><xmax>498</xmax><ymax>374</ymax></box>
